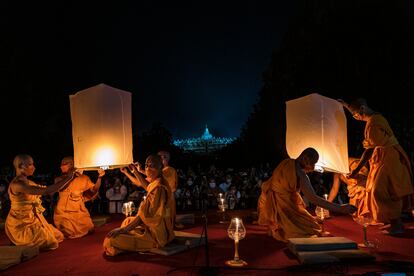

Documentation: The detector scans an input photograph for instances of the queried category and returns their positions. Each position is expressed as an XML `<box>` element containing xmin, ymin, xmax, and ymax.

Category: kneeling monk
<box><xmin>258</xmin><ymin>148</ymin><xmax>357</xmax><ymax>242</ymax></box>
<box><xmin>6</xmin><ymin>154</ymin><xmax>75</xmax><ymax>250</ymax></box>
<box><xmin>103</xmin><ymin>154</ymin><xmax>175</xmax><ymax>256</ymax></box>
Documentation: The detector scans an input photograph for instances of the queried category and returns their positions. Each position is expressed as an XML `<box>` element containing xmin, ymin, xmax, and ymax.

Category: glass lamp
<box><xmin>122</xmin><ymin>201</ymin><xmax>135</xmax><ymax>217</ymax></box>
<box><xmin>226</xmin><ymin>217</ymin><xmax>247</xmax><ymax>267</ymax></box>
<box><xmin>356</xmin><ymin>216</ymin><xmax>376</xmax><ymax>248</ymax></box>
<box><xmin>217</xmin><ymin>194</ymin><xmax>229</xmax><ymax>223</ymax></box>
<box><xmin>315</xmin><ymin>206</ymin><xmax>330</xmax><ymax>236</ymax></box>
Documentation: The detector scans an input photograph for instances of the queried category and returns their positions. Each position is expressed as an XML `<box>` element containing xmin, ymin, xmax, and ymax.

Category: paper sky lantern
<box><xmin>70</xmin><ymin>83</ymin><xmax>133</xmax><ymax>170</ymax></box>
<box><xmin>286</xmin><ymin>93</ymin><xmax>349</xmax><ymax>174</ymax></box>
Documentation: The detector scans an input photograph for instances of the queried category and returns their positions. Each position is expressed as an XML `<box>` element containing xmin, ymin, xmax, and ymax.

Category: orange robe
<box><xmin>361</xmin><ymin>114</ymin><xmax>414</xmax><ymax>223</ymax></box>
<box><xmin>5</xmin><ymin>181</ymin><xmax>64</xmax><ymax>250</ymax></box>
<box><xmin>347</xmin><ymin>159</ymin><xmax>368</xmax><ymax>218</ymax></box>
<box><xmin>103</xmin><ymin>177</ymin><xmax>175</xmax><ymax>256</ymax></box>
<box><xmin>257</xmin><ymin>178</ymin><xmax>271</xmax><ymax>226</ymax></box>
<box><xmin>258</xmin><ymin>159</ymin><xmax>321</xmax><ymax>242</ymax></box>
<box><xmin>53</xmin><ymin>175</ymin><xmax>96</xmax><ymax>239</ymax></box>
<box><xmin>162</xmin><ymin>166</ymin><xmax>178</xmax><ymax>222</ymax></box>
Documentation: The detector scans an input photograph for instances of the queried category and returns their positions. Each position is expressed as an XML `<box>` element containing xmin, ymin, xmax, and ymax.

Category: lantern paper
<box><xmin>286</xmin><ymin>93</ymin><xmax>349</xmax><ymax>174</ymax></box>
<box><xmin>70</xmin><ymin>83</ymin><xmax>133</xmax><ymax>170</ymax></box>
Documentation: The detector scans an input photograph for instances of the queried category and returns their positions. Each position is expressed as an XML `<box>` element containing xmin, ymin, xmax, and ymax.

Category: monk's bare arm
<box><xmin>298</xmin><ymin>170</ymin><xmax>356</xmax><ymax>214</ymax></box>
<box><xmin>12</xmin><ymin>171</ymin><xmax>75</xmax><ymax>195</ymax></box>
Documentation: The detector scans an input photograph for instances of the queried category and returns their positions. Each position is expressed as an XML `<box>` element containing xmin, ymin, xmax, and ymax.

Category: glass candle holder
<box><xmin>225</xmin><ymin>217</ymin><xmax>247</xmax><ymax>267</ymax></box>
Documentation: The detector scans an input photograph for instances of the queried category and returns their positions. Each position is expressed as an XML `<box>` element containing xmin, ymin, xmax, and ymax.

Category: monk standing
<box><xmin>258</xmin><ymin>148</ymin><xmax>357</xmax><ymax>242</ymax></box>
<box><xmin>6</xmin><ymin>154</ymin><xmax>75</xmax><ymax>250</ymax></box>
<box><xmin>104</xmin><ymin>155</ymin><xmax>175</xmax><ymax>256</ymax></box>
<box><xmin>53</xmin><ymin>156</ymin><xmax>105</xmax><ymax>239</ymax></box>
<box><xmin>340</xmin><ymin>98</ymin><xmax>414</xmax><ymax>234</ymax></box>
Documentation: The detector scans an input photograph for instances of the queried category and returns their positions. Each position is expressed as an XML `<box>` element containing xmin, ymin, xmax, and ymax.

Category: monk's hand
<box><xmin>106</xmin><ymin>227</ymin><xmax>126</xmax><ymax>238</ymax></box>
<box><xmin>97</xmin><ymin>168</ymin><xmax>105</xmax><ymax>178</ymax></box>
<box><xmin>128</xmin><ymin>163</ymin><xmax>136</xmax><ymax>173</ymax></box>
<box><xmin>340</xmin><ymin>204</ymin><xmax>357</xmax><ymax>214</ymax></box>
<box><xmin>347</xmin><ymin>170</ymin><xmax>358</xmax><ymax>180</ymax></box>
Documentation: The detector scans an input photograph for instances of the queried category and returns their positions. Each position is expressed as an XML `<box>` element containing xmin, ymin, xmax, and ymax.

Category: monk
<box><xmin>128</xmin><ymin>150</ymin><xmax>182</xmax><ymax>229</ymax></box>
<box><xmin>157</xmin><ymin>150</ymin><xmax>184</xmax><ymax>228</ymax></box>
<box><xmin>5</xmin><ymin>154</ymin><xmax>75</xmax><ymax>250</ymax></box>
<box><xmin>327</xmin><ymin>157</ymin><xmax>368</xmax><ymax>219</ymax></box>
<box><xmin>53</xmin><ymin>156</ymin><xmax>105</xmax><ymax>239</ymax></box>
<box><xmin>340</xmin><ymin>98</ymin><xmax>414</xmax><ymax>234</ymax></box>
<box><xmin>104</xmin><ymin>155</ymin><xmax>175</xmax><ymax>256</ymax></box>
<box><xmin>258</xmin><ymin>148</ymin><xmax>357</xmax><ymax>242</ymax></box>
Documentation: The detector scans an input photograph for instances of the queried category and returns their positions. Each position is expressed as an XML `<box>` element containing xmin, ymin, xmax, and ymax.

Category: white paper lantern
<box><xmin>286</xmin><ymin>93</ymin><xmax>349</xmax><ymax>174</ymax></box>
<box><xmin>70</xmin><ymin>83</ymin><xmax>133</xmax><ymax>170</ymax></box>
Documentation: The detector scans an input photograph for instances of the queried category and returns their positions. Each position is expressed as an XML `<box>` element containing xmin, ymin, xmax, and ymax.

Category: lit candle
<box><xmin>323</xmin><ymin>194</ymin><xmax>328</xmax><ymax>200</ymax></box>
<box><xmin>219</xmin><ymin>193</ymin><xmax>223</xmax><ymax>199</ymax></box>
<box><xmin>235</xmin><ymin>218</ymin><xmax>239</xmax><ymax>241</ymax></box>
<box><xmin>220</xmin><ymin>198</ymin><xmax>224</xmax><ymax>205</ymax></box>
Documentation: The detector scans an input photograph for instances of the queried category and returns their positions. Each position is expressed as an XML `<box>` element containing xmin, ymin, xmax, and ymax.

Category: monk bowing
<box><xmin>258</xmin><ymin>148</ymin><xmax>357</xmax><ymax>242</ymax></box>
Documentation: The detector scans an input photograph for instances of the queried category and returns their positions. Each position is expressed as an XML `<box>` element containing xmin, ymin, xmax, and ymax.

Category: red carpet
<box><xmin>1</xmin><ymin>210</ymin><xmax>414</xmax><ymax>275</ymax></box>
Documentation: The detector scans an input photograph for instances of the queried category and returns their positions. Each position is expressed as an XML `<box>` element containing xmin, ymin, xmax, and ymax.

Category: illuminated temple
<box><xmin>173</xmin><ymin>126</ymin><xmax>235</xmax><ymax>154</ymax></box>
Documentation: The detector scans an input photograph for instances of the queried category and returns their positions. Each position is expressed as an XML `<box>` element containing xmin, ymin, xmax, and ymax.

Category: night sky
<box><xmin>1</xmin><ymin>2</ymin><xmax>295</xmax><ymax>140</ymax></box>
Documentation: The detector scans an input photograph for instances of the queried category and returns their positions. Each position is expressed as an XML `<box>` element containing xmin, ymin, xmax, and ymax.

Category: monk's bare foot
<box><xmin>379</xmin><ymin>224</ymin><xmax>390</xmax><ymax>230</ymax></box>
<box><xmin>369</xmin><ymin>221</ymin><xmax>384</xmax><ymax>226</ymax></box>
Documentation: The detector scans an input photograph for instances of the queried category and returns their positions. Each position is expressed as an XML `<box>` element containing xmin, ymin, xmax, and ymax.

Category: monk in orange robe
<box><xmin>340</xmin><ymin>98</ymin><xmax>414</xmax><ymax>234</ymax></box>
<box><xmin>53</xmin><ymin>156</ymin><xmax>105</xmax><ymax>239</ymax></box>
<box><xmin>328</xmin><ymin>157</ymin><xmax>368</xmax><ymax>219</ymax></box>
<box><xmin>5</xmin><ymin>154</ymin><xmax>75</xmax><ymax>250</ymax></box>
<box><xmin>157</xmin><ymin>150</ymin><xmax>183</xmax><ymax>228</ymax></box>
<box><xmin>104</xmin><ymin>155</ymin><xmax>175</xmax><ymax>256</ymax></box>
<box><xmin>258</xmin><ymin>148</ymin><xmax>357</xmax><ymax>242</ymax></box>
<box><xmin>127</xmin><ymin>150</ymin><xmax>182</xmax><ymax>229</ymax></box>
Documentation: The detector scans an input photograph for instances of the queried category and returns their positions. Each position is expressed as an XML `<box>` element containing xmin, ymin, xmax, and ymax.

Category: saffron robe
<box><xmin>258</xmin><ymin>159</ymin><xmax>321</xmax><ymax>242</ymax></box>
<box><xmin>54</xmin><ymin>175</ymin><xmax>96</xmax><ymax>239</ymax></box>
<box><xmin>347</xmin><ymin>159</ymin><xmax>368</xmax><ymax>218</ymax></box>
<box><xmin>5</xmin><ymin>180</ymin><xmax>64</xmax><ymax>250</ymax></box>
<box><xmin>103</xmin><ymin>177</ymin><xmax>175</xmax><ymax>256</ymax></box>
<box><xmin>162</xmin><ymin>166</ymin><xmax>178</xmax><ymax>223</ymax></box>
<box><xmin>361</xmin><ymin>114</ymin><xmax>414</xmax><ymax>223</ymax></box>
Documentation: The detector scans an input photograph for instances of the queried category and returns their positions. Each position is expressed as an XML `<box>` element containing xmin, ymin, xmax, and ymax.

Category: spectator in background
<box><xmin>106</xmin><ymin>177</ymin><xmax>127</xmax><ymax>214</ymax></box>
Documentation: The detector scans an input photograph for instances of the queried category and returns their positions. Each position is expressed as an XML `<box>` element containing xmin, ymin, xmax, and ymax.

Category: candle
<box><xmin>219</xmin><ymin>193</ymin><xmax>223</xmax><ymax>199</ymax></box>
<box><xmin>323</xmin><ymin>194</ymin><xmax>328</xmax><ymax>200</ymax></box>
<box><xmin>321</xmin><ymin>208</ymin><xmax>324</xmax><ymax>220</ymax></box>
<box><xmin>235</xmin><ymin>218</ymin><xmax>239</xmax><ymax>240</ymax></box>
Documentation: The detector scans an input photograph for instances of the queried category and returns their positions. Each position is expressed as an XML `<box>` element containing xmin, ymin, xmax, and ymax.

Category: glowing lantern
<box><xmin>286</xmin><ymin>93</ymin><xmax>349</xmax><ymax>174</ymax></box>
<box><xmin>70</xmin><ymin>83</ymin><xmax>133</xmax><ymax>170</ymax></box>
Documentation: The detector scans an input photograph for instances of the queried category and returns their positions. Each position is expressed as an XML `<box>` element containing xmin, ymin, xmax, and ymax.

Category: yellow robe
<box><xmin>103</xmin><ymin>177</ymin><xmax>175</xmax><ymax>256</ymax></box>
<box><xmin>361</xmin><ymin>114</ymin><xmax>414</xmax><ymax>223</ymax></box>
<box><xmin>162</xmin><ymin>166</ymin><xmax>178</xmax><ymax>223</ymax></box>
<box><xmin>258</xmin><ymin>159</ymin><xmax>321</xmax><ymax>242</ymax></box>
<box><xmin>5</xmin><ymin>181</ymin><xmax>64</xmax><ymax>250</ymax></box>
<box><xmin>53</xmin><ymin>175</ymin><xmax>96</xmax><ymax>239</ymax></box>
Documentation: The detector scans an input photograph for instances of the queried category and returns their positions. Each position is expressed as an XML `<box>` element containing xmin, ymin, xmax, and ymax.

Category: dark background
<box><xmin>1</xmin><ymin>0</ymin><xmax>414</xmax><ymax>172</ymax></box>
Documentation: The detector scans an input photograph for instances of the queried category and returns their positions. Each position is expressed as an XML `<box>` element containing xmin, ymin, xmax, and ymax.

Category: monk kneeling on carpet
<box><xmin>258</xmin><ymin>148</ymin><xmax>357</xmax><ymax>242</ymax></box>
<box><xmin>103</xmin><ymin>154</ymin><xmax>175</xmax><ymax>256</ymax></box>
